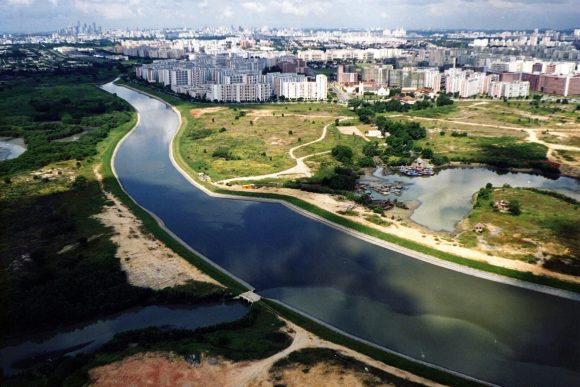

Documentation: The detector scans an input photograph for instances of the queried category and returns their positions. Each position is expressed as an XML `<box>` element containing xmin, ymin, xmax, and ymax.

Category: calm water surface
<box><xmin>0</xmin><ymin>137</ymin><xmax>26</xmax><ymax>161</ymax></box>
<box><xmin>361</xmin><ymin>167</ymin><xmax>579</xmax><ymax>231</ymax></box>
<box><xmin>103</xmin><ymin>83</ymin><xmax>580</xmax><ymax>386</ymax></box>
<box><xmin>0</xmin><ymin>303</ymin><xmax>248</xmax><ymax>375</ymax></box>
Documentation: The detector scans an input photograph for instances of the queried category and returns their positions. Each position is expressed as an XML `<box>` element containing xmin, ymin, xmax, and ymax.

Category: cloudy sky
<box><xmin>1</xmin><ymin>0</ymin><xmax>578</xmax><ymax>33</ymax></box>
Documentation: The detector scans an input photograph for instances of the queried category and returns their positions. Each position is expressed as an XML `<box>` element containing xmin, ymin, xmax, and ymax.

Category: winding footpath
<box><xmin>105</xmin><ymin>83</ymin><xmax>580</xmax><ymax>386</ymax></box>
<box><xmin>219</xmin><ymin>119</ymin><xmax>343</xmax><ymax>184</ymax></box>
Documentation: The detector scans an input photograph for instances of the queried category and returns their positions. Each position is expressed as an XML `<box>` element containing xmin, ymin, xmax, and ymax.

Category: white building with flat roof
<box><xmin>280</xmin><ymin>74</ymin><xmax>327</xmax><ymax>100</ymax></box>
<box><xmin>488</xmin><ymin>80</ymin><xmax>530</xmax><ymax>98</ymax></box>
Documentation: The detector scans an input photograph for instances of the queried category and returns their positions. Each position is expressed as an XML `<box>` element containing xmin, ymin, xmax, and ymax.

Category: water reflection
<box><xmin>0</xmin><ymin>137</ymin><xmax>26</xmax><ymax>161</ymax></box>
<box><xmin>104</xmin><ymin>82</ymin><xmax>580</xmax><ymax>386</ymax></box>
<box><xmin>362</xmin><ymin>167</ymin><xmax>579</xmax><ymax>231</ymax></box>
<box><xmin>0</xmin><ymin>303</ymin><xmax>248</xmax><ymax>375</ymax></box>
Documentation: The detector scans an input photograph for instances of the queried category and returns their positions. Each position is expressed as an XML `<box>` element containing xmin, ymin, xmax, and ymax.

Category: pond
<box><xmin>0</xmin><ymin>137</ymin><xmax>26</xmax><ymax>161</ymax></box>
<box><xmin>360</xmin><ymin>167</ymin><xmax>580</xmax><ymax>232</ymax></box>
<box><xmin>0</xmin><ymin>302</ymin><xmax>248</xmax><ymax>375</ymax></box>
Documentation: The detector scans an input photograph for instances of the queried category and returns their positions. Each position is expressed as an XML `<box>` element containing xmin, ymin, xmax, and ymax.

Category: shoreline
<box><xmin>156</xmin><ymin>93</ymin><xmax>580</xmax><ymax>299</ymax></box>
<box><xmin>110</xmin><ymin>81</ymin><xmax>489</xmax><ymax>385</ymax></box>
<box><xmin>116</xmin><ymin>81</ymin><xmax>580</xmax><ymax>297</ymax></box>
<box><xmin>106</xmin><ymin>81</ymin><xmax>579</xmax><ymax>386</ymax></box>
<box><xmin>131</xmin><ymin>79</ymin><xmax>580</xmax><ymax>299</ymax></box>
<box><xmin>104</xmin><ymin>83</ymin><xmax>254</xmax><ymax>294</ymax></box>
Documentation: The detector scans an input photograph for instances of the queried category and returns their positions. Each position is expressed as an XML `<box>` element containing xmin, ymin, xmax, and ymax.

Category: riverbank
<box><xmin>89</xmin><ymin>319</ymin><xmax>441</xmax><ymax>387</ymax></box>
<box><xmin>162</xmin><ymin>93</ymin><xmax>580</xmax><ymax>295</ymax></box>
<box><xmin>113</xmin><ymin>80</ymin><xmax>489</xmax><ymax>385</ymax></box>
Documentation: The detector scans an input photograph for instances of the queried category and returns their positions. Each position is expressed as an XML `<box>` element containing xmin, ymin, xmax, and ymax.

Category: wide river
<box><xmin>103</xmin><ymin>83</ymin><xmax>580</xmax><ymax>386</ymax></box>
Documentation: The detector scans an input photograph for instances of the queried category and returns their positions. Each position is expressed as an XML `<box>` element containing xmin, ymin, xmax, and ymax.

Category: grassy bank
<box><xmin>4</xmin><ymin>304</ymin><xmax>292</xmax><ymax>386</ymax></box>
<box><xmin>98</xmin><ymin>104</ymin><xmax>249</xmax><ymax>293</ymax></box>
<box><xmin>101</xmin><ymin>80</ymin><xmax>578</xmax><ymax>387</ymax></box>
<box><xmin>462</xmin><ymin>187</ymin><xmax>579</xmax><ymax>276</ymax></box>
<box><xmin>141</xmin><ymin>79</ymin><xmax>580</xmax><ymax>294</ymax></box>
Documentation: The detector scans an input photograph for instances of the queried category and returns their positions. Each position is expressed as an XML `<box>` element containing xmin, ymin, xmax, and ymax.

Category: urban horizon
<box><xmin>1</xmin><ymin>0</ymin><xmax>579</xmax><ymax>33</ymax></box>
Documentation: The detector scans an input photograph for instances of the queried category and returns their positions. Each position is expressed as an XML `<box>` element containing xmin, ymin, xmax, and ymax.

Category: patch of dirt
<box><xmin>254</xmin><ymin>363</ymin><xmax>394</xmax><ymax>387</ymax></box>
<box><xmin>337</xmin><ymin>126</ymin><xmax>370</xmax><ymax>141</ymax></box>
<box><xmin>93</xmin><ymin>166</ymin><xmax>220</xmax><ymax>289</ymax></box>
<box><xmin>268</xmin><ymin>137</ymin><xmax>285</xmax><ymax>146</ymax></box>
<box><xmin>89</xmin><ymin>321</ymin><xmax>440</xmax><ymax>387</ymax></box>
<box><xmin>190</xmin><ymin>107</ymin><xmax>225</xmax><ymax>118</ymax></box>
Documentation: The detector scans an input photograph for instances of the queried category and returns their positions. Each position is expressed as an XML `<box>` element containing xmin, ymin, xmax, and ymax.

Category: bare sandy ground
<box><xmin>89</xmin><ymin>320</ymin><xmax>440</xmax><ymax>387</ymax></box>
<box><xmin>93</xmin><ymin>166</ymin><xmax>220</xmax><ymax>289</ymax></box>
<box><xmin>221</xmin><ymin>184</ymin><xmax>580</xmax><ymax>285</ymax></box>
<box><xmin>337</xmin><ymin>125</ymin><xmax>371</xmax><ymax>141</ymax></box>
<box><xmin>190</xmin><ymin>107</ymin><xmax>225</xmax><ymax>118</ymax></box>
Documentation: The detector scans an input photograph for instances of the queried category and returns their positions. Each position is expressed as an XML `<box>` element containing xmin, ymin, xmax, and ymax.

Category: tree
<box><xmin>508</xmin><ymin>200</ymin><xmax>521</xmax><ymax>215</ymax></box>
<box><xmin>436</xmin><ymin>93</ymin><xmax>454</xmax><ymax>106</ymax></box>
<box><xmin>363</xmin><ymin>141</ymin><xmax>380</xmax><ymax>157</ymax></box>
<box><xmin>421</xmin><ymin>148</ymin><xmax>434</xmax><ymax>159</ymax></box>
<box><xmin>331</xmin><ymin>145</ymin><xmax>353</xmax><ymax>163</ymax></box>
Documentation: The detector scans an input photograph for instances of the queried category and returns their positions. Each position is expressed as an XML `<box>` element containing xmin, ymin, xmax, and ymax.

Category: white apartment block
<box><xmin>280</xmin><ymin>75</ymin><xmax>327</xmax><ymax>100</ymax></box>
<box><xmin>444</xmin><ymin>69</ymin><xmax>486</xmax><ymax>97</ymax></box>
<box><xmin>207</xmin><ymin>83</ymin><xmax>272</xmax><ymax>102</ymax></box>
<box><xmin>488</xmin><ymin>81</ymin><xmax>530</xmax><ymax>98</ymax></box>
<box><xmin>297</xmin><ymin>48</ymin><xmax>401</xmax><ymax>62</ymax></box>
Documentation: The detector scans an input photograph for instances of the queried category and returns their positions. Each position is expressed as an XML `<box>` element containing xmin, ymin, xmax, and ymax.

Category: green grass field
<box><xmin>174</xmin><ymin>102</ymin><xmax>357</xmax><ymax>180</ymax></box>
<box><xmin>416</xmin><ymin>132</ymin><xmax>547</xmax><ymax>164</ymax></box>
<box><xmin>462</xmin><ymin>187</ymin><xmax>580</xmax><ymax>275</ymax></box>
<box><xmin>440</xmin><ymin>100</ymin><xmax>579</xmax><ymax>128</ymax></box>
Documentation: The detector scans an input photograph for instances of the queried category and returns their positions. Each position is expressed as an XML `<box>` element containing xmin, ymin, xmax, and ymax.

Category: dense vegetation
<box><xmin>348</xmin><ymin>92</ymin><xmax>454</xmax><ymax>117</ymax></box>
<box><xmin>0</xmin><ymin>72</ymin><xmax>231</xmax><ymax>340</ymax></box>
<box><xmin>0</xmin><ymin>71</ymin><xmax>133</xmax><ymax>175</ymax></box>
<box><xmin>4</xmin><ymin>304</ymin><xmax>290</xmax><ymax>386</ymax></box>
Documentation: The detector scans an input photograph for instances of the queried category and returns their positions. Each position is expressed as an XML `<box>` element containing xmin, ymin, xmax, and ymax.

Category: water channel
<box><xmin>101</xmin><ymin>83</ymin><xmax>580</xmax><ymax>386</ymax></box>
<box><xmin>0</xmin><ymin>303</ymin><xmax>248</xmax><ymax>375</ymax></box>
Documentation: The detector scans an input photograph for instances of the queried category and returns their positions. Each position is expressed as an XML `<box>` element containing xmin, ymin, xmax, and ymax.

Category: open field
<box><xmin>294</xmin><ymin>123</ymin><xmax>369</xmax><ymax>158</ymax></box>
<box><xmin>430</xmin><ymin>100</ymin><xmax>579</xmax><ymax>128</ymax></box>
<box><xmin>415</xmin><ymin>131</ymin><xmax>548</xmax><ymax>164</ymax></box>
<box><xmin>460</xmin><ymin>187</ymin><xmax>580</xmax><ymax>276</ymax></box>
<box><xmin>180</xmin><ymin>103</ymin><xmax>356</xmax><ymax>180</ymax></box>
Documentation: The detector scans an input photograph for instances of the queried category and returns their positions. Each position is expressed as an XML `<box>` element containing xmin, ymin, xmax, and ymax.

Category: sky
<box><xmin>0</xmin><ymin>0</ymin><xmax>579</xmax><ymax>33</ymax></box>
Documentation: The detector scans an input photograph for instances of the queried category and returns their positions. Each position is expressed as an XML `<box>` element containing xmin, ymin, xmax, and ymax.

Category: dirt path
<box><xmin>466</xmin><ymin>101</ymin><xmax>489</xmax><ymax>108</ymax></box>
<box><xmin>522</xmin><ymin>127</ymin><xmax>580</xmax><ymax>152</ymax></box>
<box><xmin>90</xmin><ymin>319</ymin><xmax>441</xmax><ymax>387</ymax></box>
<box><xmin>394</xmin><ymin>115</ymin><xmax>580</xmax><ymax>153</ymax></box>
<box><xmin>219</xmin><ymin>122</ymin><xmax>334</xmax><ymax>183</ymax></box>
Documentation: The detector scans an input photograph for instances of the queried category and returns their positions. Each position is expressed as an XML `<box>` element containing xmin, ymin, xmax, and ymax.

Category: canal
<box><xmin>103</xmin><ymin>82</ymin><xmax>580</xmax><ymax>386</ymax></box>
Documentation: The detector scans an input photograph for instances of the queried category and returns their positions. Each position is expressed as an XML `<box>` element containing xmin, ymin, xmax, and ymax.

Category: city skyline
<box><xmin>1</xmin><ymin>0</ymin><xmax>579</xmax><ymax>33</ymax></box>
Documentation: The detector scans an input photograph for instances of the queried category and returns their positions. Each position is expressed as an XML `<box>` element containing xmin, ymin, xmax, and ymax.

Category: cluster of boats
<box><xmin>356</xmin><ymin>181</ymin><xmax>406</xmax><ymax>196</ymax></box>
<box><xmin>399</xmin><ymin>166</ymin><xmax>434</xmax><ymax>176</ymax></box>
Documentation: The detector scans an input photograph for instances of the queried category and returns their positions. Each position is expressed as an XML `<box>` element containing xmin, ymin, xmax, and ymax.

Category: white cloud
<box><xmin>6</xmin><ymin>0</ymin><xmax>35</xmax><ymax>5</ymax></box>
<box><xmin>275</xmin><ymin>0</ymin><xmax>329</xmax><ymax>16</ymax></box>
<box><xmin>221</xmin><ymin>5</ymin><xmax>233</xmax><ymax>18</ymax></box>
<box><xmin>72</xmin><ymin>0</ymin><xmax>141</xmax><ymax>20</ymax></box>
<box><xmin>242</xmin><ymin>1</ymin><xmax>267</xmax><ymax>12</ymax></box>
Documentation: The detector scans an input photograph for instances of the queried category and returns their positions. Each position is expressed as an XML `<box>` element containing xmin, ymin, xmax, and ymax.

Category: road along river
<box><xmin>103</xmin><ymin>82</ymin><xmax>580</xmax><ymax>387</ymax></box>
